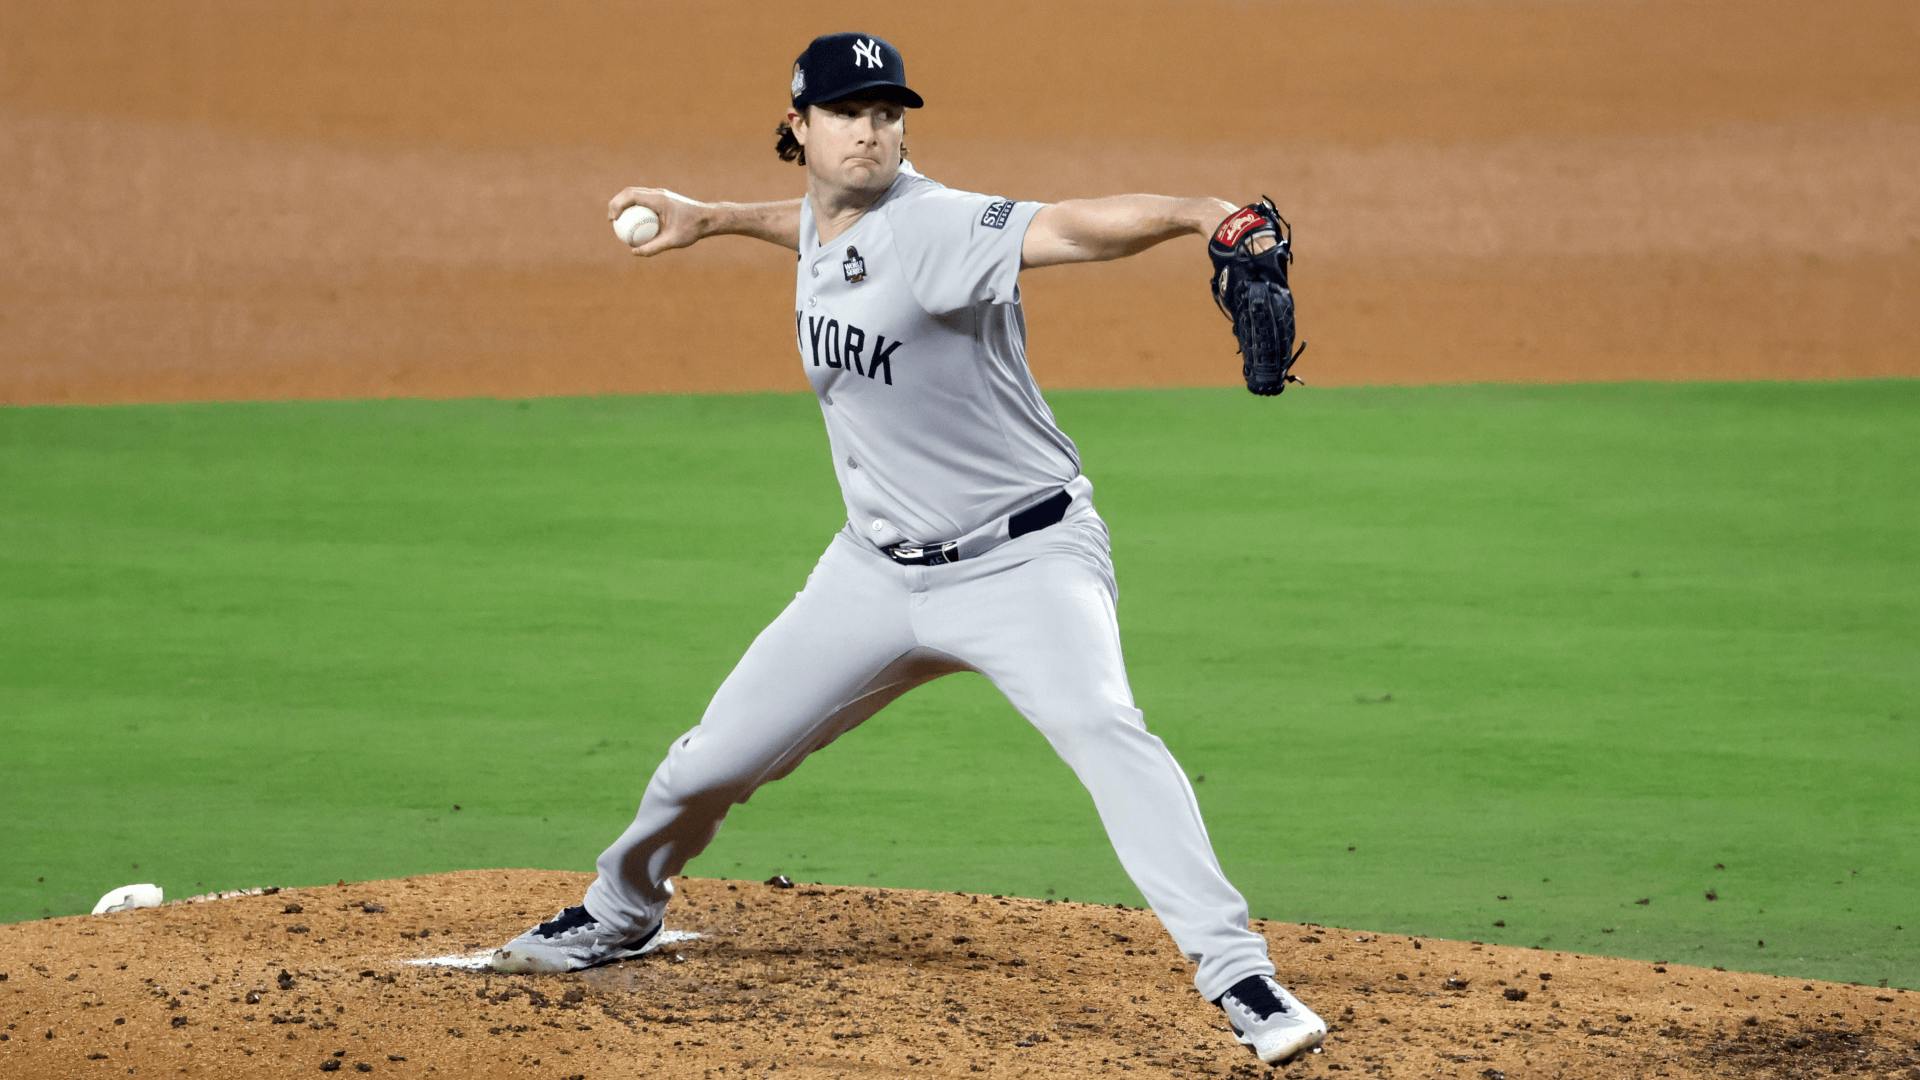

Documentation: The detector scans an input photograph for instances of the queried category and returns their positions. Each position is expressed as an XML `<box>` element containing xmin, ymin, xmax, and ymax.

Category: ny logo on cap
<box><xmin>852</xmin><ymin>38</ymin><xmax>882</xmax><ymax>69</ymax></box>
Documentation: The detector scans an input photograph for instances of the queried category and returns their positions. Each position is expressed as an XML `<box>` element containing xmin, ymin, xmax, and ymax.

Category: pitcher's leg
<box><xmin>584</xmin><ymin>538</ymin><xmax>950</xmax><ymax>935</ymax></box>
<box><xmin>922</xmin><ymin>519</ymin><xmax>1275</xmax><ymax>1001</ymax></box>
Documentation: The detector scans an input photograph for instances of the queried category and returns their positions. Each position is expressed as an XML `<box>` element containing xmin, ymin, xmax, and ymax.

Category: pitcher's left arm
<box><xmin>1020</xmin><ymin>195</ymin><xmax>1238</xmax><ymax>268</ymax></box>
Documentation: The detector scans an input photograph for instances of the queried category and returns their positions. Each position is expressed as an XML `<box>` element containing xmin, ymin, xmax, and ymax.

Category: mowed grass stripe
<box><xmin>2</xmin><ymin>382</ymin><xmax>1914</xmax><ymax>988</ymax></box>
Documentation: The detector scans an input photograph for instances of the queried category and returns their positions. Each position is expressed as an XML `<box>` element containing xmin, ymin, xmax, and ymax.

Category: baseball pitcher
<box><xmin>491</xmin><ymin>31</ymin><xmax>1322</xmax><ymax>1066</ymax></box>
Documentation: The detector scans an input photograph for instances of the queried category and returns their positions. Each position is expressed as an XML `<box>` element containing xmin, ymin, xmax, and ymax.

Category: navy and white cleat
<box><xmin>489</xmin><ymin>905</ymin><xmax>662</xmax><ymax>974</ymax></box>
<box><xmin>1216</xmin><ymin>974</ymin><xmax>1329</xmax><ymax>1064</ymax></box>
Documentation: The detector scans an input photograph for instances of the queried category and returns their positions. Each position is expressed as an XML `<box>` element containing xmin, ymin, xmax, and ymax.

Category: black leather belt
<box><xmin>884</xmin><ymin>489</ymin><xmax>1074</xmax><ymax>566</ymax></box>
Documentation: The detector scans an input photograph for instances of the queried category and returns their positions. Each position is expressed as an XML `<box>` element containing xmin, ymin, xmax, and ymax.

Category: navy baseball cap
<box><xmin>790</xmin><ymin>32</ymin><xmax>924</xmax><ymax>110</ymax></box>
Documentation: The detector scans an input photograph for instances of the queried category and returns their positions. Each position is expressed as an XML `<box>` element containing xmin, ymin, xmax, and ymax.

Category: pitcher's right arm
<box><xmin>608</xmin><ymin>188</ymin><xmax>803</xmax><ymax>255</ymax></box>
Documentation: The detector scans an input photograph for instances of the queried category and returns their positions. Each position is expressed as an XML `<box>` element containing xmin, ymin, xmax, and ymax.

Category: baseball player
<box><xmin>492</xmin><ymin>31</ymin><xmax>1324</xmax><ymax>1065</ymax></box>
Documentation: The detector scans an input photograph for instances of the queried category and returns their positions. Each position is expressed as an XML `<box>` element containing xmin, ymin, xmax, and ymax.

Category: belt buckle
<box><xmin>889</xmin><ymin>540</ymin><xmax>959</xmax><ymax>565</ymax></box>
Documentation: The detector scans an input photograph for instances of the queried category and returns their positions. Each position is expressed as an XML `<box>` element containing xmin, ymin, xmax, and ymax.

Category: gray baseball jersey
<box><xmin>580</xmin><ymin>163</ymin><xmax>1279</xmax><ymax>1004</ymax></box>
<box><xmin>795</xmin><ymin>162</ymin><xmax>1080</xmax><ymax>547</ymax></box>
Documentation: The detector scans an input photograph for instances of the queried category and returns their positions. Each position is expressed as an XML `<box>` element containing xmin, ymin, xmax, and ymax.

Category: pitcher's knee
<box><xmin>645</xmin><ymin>728</ymin><xmax>765</xmax><ymax>809</ymax></box>
<box><xmin>1029</xmin><ymin>700</ymin><xmax>1151</xmax><ymax>755</ymax></box>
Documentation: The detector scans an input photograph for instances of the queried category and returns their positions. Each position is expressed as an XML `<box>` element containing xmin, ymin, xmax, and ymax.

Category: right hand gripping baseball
<box><xmin>1207</xmin><ymin>198</ymin><xmax>1306</xmax><ymax>396</ymax></box>
<box><xmin>607</xmin><ymin>187</ymin><xmax>707</xmax><ymax>256</ymax></box>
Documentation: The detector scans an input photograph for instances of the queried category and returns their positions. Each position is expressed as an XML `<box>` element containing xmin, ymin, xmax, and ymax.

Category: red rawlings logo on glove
<box><xmin>1213</xmin><ymin>207</ymin><xmax>1268</xmax><ymax>249</ymax></box>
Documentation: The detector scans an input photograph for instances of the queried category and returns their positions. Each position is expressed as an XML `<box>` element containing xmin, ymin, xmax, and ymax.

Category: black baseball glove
<box><xmin>1208</xmin><ymin>198</ymin><xmax>1305</xmax><ymax>396</ymax></box>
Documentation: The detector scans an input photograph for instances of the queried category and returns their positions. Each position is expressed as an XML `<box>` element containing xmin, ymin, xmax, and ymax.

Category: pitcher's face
<box><xmin>793</xmin><ymin>97</ymin><xmax>906</xmax><ymax>197</ymax></box>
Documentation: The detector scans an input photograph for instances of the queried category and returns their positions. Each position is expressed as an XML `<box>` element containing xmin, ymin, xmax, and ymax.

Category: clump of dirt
<box><xmin>1</xmin><ymin>870</ymin><xmax>1914</xmax><ymax>1078</ymax></box>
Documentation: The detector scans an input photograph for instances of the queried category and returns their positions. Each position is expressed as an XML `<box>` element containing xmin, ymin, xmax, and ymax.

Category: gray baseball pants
<box><xmin>582</xmin><ymin>498</ymin><xmax>1276</xmax><ymax>1001</ymax></box>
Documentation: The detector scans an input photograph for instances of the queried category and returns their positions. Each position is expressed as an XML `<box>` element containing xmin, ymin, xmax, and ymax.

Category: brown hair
<box><xmin>775</xmin><ymin>120</ymin><xmax>806</xmax><ymax>165</ymax></box>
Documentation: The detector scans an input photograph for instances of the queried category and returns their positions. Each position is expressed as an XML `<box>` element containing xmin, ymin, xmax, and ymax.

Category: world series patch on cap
<box><xmin>790</xmin><ymin>32</ymin><xmax>924</xmax><ymax>110</ymax></box>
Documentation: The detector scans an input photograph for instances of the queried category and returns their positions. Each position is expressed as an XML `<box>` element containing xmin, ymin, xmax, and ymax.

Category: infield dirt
<box><xmin>4</xmin><ymin>0</ymin><xmax>1918</xmax><ymax>404</ymax></box>
<box><xmin>4</xmin><ymin>871</ymin><xmax>1917</xmax><ymax>1080</ymax></box>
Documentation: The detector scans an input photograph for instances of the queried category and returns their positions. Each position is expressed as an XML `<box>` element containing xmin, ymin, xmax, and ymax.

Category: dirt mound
<box><xmin>2</xmin><ymin>871</ymin><xmax>1914</xmax><ymax>1079</ymax></box>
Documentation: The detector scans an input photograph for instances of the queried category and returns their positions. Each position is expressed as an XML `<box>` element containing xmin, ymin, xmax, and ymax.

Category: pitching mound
<box><xmin>1</xmin><ymin>871</ymin><xmax>1913</xmax><ymax>1079</ymax></box>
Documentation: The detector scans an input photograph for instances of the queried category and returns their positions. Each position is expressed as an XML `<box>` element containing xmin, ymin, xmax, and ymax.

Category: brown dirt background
<box><xmin>3</xmin><ymin>0</ymin><xmax>1917</xmax><ymax>405</ymax></box>
<box><xmin>6</xmin><ymin>2</ymin><xmax>1920</xmax><ymax>1076</ymax></box>
<box><xmin>3</xmin><ymin>872</ymin><xmax>1916</xmax><ymax>1080</ymax></box>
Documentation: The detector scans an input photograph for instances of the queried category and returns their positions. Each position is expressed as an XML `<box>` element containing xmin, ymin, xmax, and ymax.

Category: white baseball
<box><xmin>613</xmin><ymin>204</ymin><xmax>661</xmax><ymax>247</ymax></box>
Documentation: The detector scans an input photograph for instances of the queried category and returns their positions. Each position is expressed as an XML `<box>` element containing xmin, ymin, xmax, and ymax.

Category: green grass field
<box><xmin>3</xmin><ymin>382</ymin><xmax>1915</xmax><ymax>988</ymax></box>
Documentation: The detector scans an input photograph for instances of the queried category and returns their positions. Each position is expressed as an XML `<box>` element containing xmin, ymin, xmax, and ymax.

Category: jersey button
<box><xmin>822</xmin><ymin>394</ymin><xmax>833</xmax><ymax>406</ymax></box>
<box><xmin>870</xmin><ymin>520</ymin><xmax>886</xmax><ymax>533</ymax></box>
<box><xmin>810</xmin><ymin>267</ymin><xmax>820</xmax><ymax>278</ymax></box>
<box><xmin>847</xmin><ymin>456</ymin><xmax>858</xmax><ymax>469</ymax></box>
<box><xmin>807</xmin><ymin>297</ymin><xmax>817</xmax><ymax>308</ymax></box>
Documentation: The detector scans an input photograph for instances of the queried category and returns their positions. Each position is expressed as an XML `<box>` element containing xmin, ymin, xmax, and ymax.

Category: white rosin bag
<box><xmin>92</xmin><ymin>883</ymin><xmax>164</xmax><ymax>914</ymax></box>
